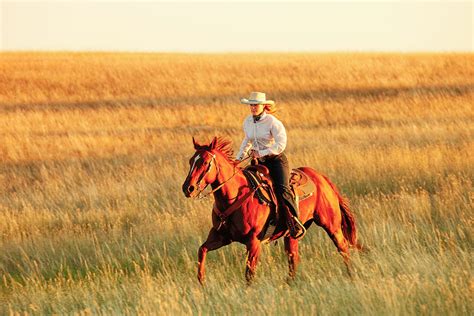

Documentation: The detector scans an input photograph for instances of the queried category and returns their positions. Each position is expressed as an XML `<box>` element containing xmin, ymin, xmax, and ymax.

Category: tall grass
<box><xmin>0</xmin><ymin>52</ymin><xmax>472</xmax><ymax>314</ymax></box>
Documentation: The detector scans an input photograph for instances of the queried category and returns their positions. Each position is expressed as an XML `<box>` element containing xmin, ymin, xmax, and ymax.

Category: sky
<box><xmin>1</xmin><ymin>0</ymin><xmax>473</xmax><ymax>52</ymax></box>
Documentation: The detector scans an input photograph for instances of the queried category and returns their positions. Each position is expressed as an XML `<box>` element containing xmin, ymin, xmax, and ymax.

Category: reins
<box><xmin>192</xmin><ymin>153</ymin><xmax>258</xmax><ymax>231</ymax></box>
<box><xmin>195</xmin><ymin>155</ymin><xmax>252</xmax><ymax>200</ymax></box>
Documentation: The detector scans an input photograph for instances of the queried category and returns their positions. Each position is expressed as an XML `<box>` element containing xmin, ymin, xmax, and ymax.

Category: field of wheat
<box><xmin>0</xmin><ymin>52</ymin><xmax>472</xmax><ymax>314</ymax></box>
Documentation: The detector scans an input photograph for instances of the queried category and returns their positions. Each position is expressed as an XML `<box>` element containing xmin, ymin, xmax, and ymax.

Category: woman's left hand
<box><xmin>249</xmin><ymin>150</ymin><xmax>260</xmax><ymax>158</ymax></box>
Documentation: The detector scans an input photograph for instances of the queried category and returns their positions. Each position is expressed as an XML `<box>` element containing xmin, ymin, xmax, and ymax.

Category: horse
<box><xmin>182</xmin><ymin>137</ymin><xmax>362</xmax><ymax>284</ymax></box>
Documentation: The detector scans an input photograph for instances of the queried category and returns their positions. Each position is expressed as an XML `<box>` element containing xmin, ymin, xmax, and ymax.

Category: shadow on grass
<box><xmin>1</xmin><ymin>83</ymin><xmax>472</xmax><ymax>113</ymax></box>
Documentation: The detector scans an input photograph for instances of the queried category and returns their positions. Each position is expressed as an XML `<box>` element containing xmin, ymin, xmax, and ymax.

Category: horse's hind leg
<box><xmin>284</xmin><ymin>236</ymin><xmax>300</xmax><ymax>280</ymax></box>
<box><xmin>328</xmin><ymin>228</ymin><xmax>352</xmax><ymax>277</ymax></box>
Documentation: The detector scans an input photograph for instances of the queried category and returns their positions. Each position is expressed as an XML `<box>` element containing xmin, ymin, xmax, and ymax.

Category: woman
<box><xmin>236</xmin><ymin>92</ymin><xmax>306</xmax><ymax>239</ymax></box>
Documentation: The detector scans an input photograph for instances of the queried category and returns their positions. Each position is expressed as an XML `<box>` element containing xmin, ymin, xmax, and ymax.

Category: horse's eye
<box><xmin>189</xmin><ymin>155</ymin><xmax>202</xmax><ymax>167</ymax></box>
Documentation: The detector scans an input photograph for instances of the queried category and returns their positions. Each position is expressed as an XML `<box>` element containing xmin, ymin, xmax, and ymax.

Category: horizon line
<box><xmin>1</xmin><ymin>50</ymin><xmax>473</xmax><ymax>54</ymax></box>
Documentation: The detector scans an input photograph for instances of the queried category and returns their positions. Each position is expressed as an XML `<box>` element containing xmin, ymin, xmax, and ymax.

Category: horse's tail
<box><xmin>321</xmin><ymin>175</ymin><xmax>363</xmax><ymax>250</ymax></box>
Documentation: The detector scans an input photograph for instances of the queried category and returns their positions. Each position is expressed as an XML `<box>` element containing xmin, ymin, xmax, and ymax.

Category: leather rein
<box><xmin>192</xmin><ymin>153</ymin><xmax>259</xmax><ymax>230</ymax></box>
<box><xmin>194</xmin><ymin>154</ymin><xmax>250</xmax><ymax>200</ymax></box>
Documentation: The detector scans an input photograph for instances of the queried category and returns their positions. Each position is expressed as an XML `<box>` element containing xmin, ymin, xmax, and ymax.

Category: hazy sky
<box><xmin>1</xmin><ymin>0</ymin><xmax>472</xmax><ymax>52</ymax></box>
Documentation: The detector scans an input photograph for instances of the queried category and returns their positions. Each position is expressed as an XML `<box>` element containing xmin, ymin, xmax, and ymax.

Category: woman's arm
<box><xmin>236</xmin><ymin>136</ymin><xmax>252</xmax><ymax>160</ymax></box>
<box><xmin>259</xmin><ymin>119</ymin><xmax>287</xmax><ymax>156</ymax></box>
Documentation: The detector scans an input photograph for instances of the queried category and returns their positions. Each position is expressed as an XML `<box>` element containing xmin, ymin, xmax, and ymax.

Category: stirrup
<box><xmin>293</xmin><ymin>217</ymin><xmax>306</xmax><ymax>239</ymax></box>
<box><xmin>288</xmin><ymin>216</ymin><xmax>306</xmax><ymax>240</ymax></box>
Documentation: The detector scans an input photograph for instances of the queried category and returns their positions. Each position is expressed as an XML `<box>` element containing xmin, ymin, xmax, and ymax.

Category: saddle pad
<box><xmin>290</xmin><ymin>168</ymin><xmax>316</xmax><ymax>201</ymax></box>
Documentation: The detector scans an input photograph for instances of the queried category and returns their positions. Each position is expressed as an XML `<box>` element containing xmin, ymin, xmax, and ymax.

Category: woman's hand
<box><xmin>249</xmin><ymin>149</ymin><xmax>260</xmax><ymax>159</ymax></box>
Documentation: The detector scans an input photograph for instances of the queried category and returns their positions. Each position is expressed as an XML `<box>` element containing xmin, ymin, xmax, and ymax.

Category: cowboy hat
<box><xmin>240</xmin><ymin>92</ymin><xmax>275</xmax><ymax>105</ymax></box>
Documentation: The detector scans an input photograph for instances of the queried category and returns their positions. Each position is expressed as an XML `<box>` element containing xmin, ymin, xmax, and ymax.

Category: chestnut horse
<box><xmin>182</xmin><ymin>137</ymin><xmax>361</xmax><ymax>284</ymax></box>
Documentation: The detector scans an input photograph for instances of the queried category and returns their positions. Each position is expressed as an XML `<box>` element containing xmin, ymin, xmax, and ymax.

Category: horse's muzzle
<box><xmin>182</xmin><ymin>180</ymin><xmax>197</xmax><ymax>198</ymax></box>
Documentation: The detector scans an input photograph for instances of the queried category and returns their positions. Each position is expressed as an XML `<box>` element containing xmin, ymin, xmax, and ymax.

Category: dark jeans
<box><xmin>258</xmin><ymin>153</ymin><xmax>299</xmax><ymax>217</ymax></box>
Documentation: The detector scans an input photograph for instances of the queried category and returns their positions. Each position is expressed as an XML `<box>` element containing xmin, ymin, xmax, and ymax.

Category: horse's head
<box><xmin>182</xmin><ymin>137</ymin><xmax>220</xmax><ymax>198</ymax></box>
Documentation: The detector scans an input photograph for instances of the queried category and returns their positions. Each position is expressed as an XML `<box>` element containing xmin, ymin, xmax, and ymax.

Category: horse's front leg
<box><xmin>284</xmin><ymin>236</ymin><xmax>300</xmax><ymax>280</ymax></box>
<box><xmin>245</xmin><ymin>235</ymin><xmax>261</xmax><ymax>284</ymax></box>
<box><xmin>198</xmin><ymin>227</ymin><xmax>230</xmax><ymax>285</ymax></box>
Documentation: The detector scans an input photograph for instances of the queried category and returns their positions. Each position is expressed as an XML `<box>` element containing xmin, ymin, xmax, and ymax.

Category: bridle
<box><xmin>188</xmin><ymin>152</ymin><xmax>259</xmax><ymax>231</ymax></box>
<box><xmin>193</xmin><ymin>152</ymin><xmax>218</xmax><ymax>191</ymax></box>
<box><xmin>192</xmin><ymin>151</ymin><xmax>250</xmax><ymax>200</ymax></box>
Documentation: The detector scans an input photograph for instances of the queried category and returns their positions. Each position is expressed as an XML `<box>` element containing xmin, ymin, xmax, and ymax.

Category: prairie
<box><xmin>0</xmin><ymin>52</ymin><xmax>472</xmax><ymax>314</ymax></box>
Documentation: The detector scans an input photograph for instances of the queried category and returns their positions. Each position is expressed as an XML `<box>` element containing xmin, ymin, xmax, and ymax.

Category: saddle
<box><xmin>243</xmin><ymin>166</ymin><xmax>316</xmax><ymax>206</ymax></box>
<box><xmin>289</xmin><ymin>168</ymin><xmax>316</xmax><ymax>201</ymax></box>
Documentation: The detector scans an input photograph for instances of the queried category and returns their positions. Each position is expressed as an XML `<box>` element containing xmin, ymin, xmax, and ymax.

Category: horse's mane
<box><xmin>198</xmin><ymin>137</ymin><xmax>239</xmax><ymax>167</ymax></box>
<box><xmin>213</xmin><ymin>137</ymin><xmax>241</xmax><ymax>167</ymax></box>
<box><xmin>214</xmin><ymin>137</ymin><xmax>234</xmax><ymax>159</ymax></box>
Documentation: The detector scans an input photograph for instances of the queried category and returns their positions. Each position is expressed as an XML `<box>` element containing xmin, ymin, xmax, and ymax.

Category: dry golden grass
<box><xmin>0</xmin><ymin>52</ymin><xmax>473</xmax><ymax>314</ymax></box>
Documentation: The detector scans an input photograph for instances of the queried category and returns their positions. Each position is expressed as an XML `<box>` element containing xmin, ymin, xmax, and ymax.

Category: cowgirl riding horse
<box><xmin>182</xmin><ymin>93</ymin><xmax>362</xmax><ymax>283</ymax></box>
<box><xmin>236</xmin><ymin>92</ymin><xmax>306</xmax><ymax>239</ymax></box>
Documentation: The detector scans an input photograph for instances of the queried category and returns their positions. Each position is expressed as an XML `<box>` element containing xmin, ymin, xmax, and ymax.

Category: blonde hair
<box><xmin>264</xmin><ymin>103</ymin><xmax>277</xmax><ymax>114</ymax></box>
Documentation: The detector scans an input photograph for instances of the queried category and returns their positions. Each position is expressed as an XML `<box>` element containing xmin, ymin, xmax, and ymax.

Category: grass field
<box><xmin>0</xmin><ymin>52</ymin><xmax>473</xmax><ymax>314</ymax></box>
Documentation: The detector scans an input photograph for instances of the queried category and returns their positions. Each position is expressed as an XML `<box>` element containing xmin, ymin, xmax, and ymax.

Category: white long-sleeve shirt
<box><xmin>236</xmin><ymin>112</ymin><xmax>287</xmax><ymax>160</ymax></box>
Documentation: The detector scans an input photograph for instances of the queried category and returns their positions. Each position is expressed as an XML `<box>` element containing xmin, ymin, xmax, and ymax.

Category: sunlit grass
<box><xmin>0</xmin><ymin>52</ymin><xmax>473</xmax><ymax>314</ymax></box>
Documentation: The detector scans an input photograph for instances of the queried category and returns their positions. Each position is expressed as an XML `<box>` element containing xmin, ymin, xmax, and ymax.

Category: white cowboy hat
<box><xmin>240</xmin><ymin>92</ymin><xmax>275</xmax><ymax>105</ymax></box>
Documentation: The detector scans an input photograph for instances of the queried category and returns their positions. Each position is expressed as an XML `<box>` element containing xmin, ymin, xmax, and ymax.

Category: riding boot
<box><xmin>284</xmin><ymin>194</ymin><xmax>306</xmax><ymax>239</ymax></box>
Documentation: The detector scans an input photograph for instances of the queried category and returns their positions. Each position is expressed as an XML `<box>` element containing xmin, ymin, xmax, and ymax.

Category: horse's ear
<box><xmin>209</xmin><ymin>137</ymin><xmax>217</xmax><ymax>150</ymax></box>
<box><xmin>193</xmin><ymin>137</ymin><xmax>199</xmax><ymax>149</ymax></box>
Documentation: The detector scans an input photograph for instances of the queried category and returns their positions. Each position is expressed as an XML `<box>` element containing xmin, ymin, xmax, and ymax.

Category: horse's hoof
<box><xmin>245</xmin><ymin>272</ymin><xmax>255</xmax><ymax>286</ymax></box>
<box><xmin>198</xmin><ymin>275</ymin><xmax>205</xmax><ymax>286</ymax></box>
<box><xmin>286</xmin><ymin>274</ymin><xmax>296</xmax><ymax>285</ymax></box>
